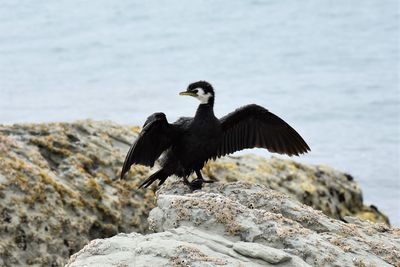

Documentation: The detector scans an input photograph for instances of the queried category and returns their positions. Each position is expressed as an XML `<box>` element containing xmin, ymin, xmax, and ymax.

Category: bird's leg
<box><xmin>182</xmin><ymin>176</ymin><xmax>191</xmax><ymax>186</ymax></box>
<box><xmin>187</xmin><ymin>170</ymin><xmax>214</xmax><ymax>191</ymax></box>
<box><xmin>196</xmin><ymin>170</ymin><xmax>214</xmax><ymax>183</ymax></box>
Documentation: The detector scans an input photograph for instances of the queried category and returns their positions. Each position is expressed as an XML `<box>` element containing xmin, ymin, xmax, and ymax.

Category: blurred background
<box><xmin>0</xmin><ymin>1</ymin><xmax>398</xmax><ymax>225</ymax></box>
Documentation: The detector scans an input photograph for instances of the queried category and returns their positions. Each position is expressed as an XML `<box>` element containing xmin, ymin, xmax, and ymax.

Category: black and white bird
<box><xmin>121</xmin><ymin>81</ymin><xmax>310</xmax><ymax>190</ymax></box>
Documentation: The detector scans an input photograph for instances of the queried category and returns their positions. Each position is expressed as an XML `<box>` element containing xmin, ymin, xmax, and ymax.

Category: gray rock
<box><xmin>0</xmin><ymin>120</ymin><xmax>392</xmax><ymax>266</ymax></box>
<box><xmin>203</xmin><ymin>155</ymin><xmax>389</xmax><ymax>225</ymax></box>
<box><xmin>68</xmin><ymin>181</ymin><xmax>400</xmax><ymax>267</ymax></box>
<box><xmin>66</xmin><ymin>226</ymin><xmax>308</xmax><ymax>267</ymax></box>
<box><xmin>232</xmin><ymin>242</ymin><xmax>292</xmax><ymax>264</ymax></box>
<box><xmin>0</xmin><ymin>120</ymin><xmax>152</xmax><ymax>267</ymax></box>
<box><xmin>149</xmin><ymin>181</ymin><xmax>399</xmax><ymax>267</ymax></box>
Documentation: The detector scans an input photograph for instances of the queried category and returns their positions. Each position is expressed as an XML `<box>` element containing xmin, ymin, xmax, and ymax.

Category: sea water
<box><xmin>0</xmin><ymin>0</ymin><xmax>399</xmax><ymax>225</ymax></box>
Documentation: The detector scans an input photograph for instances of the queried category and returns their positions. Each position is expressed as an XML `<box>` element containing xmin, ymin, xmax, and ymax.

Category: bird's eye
<box><xmin>193</xmin><ymin>89</ymin><xmax>198</xmax><ymax>94</ymax></box>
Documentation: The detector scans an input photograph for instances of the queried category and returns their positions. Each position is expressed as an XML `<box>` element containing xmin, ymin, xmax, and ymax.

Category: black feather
<box><xmin>216</xmin><ymin>104</ymin><xmax>310</xmax><ymax>158</ymax></box>
<box><xmin>121</xmin><ymin>82</ymin><xmax>310</xmax><ymax>189</ymax></box>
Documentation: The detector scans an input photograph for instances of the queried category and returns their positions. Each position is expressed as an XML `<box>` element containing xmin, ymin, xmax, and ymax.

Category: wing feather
<box><xmin>120</xmin><ymin>113</ymin><xmax>176</xmax><ymax>179</ymax></box>
<box><xmin>214</xmin><ymin>104</ymin><xmax>310</xmax><ymax>158</ymax></box>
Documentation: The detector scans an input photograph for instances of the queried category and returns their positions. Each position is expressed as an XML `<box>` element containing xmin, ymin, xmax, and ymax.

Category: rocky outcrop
<box><xmin>0</xmin><ymin>120</ymin><xmax>390</xmax><ymax>266</ymax></box>
<box><xmin>66</xmin><ymin>227</ymin><xmax>299</xmax><ymax>267</ymax></box>
<box><xmin>0</xmin><ymin>120</ymin><xmax>151</xmax><ymax>267</ymax></box>
<box><xmin>67</xmin><ymin>181</ymin><xmax>400</xmax><ymax>267</ymax></box>
<box><xmin>203</xmin><ymin>155</ymin><xmax>389</xmax><ymax>225</ymax></box>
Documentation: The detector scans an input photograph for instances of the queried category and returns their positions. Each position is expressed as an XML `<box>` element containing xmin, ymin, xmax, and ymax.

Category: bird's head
<box><xmin>179</xmin><ymin>81</ymin><xmax>215</xmax><ymax>105</ymax></box>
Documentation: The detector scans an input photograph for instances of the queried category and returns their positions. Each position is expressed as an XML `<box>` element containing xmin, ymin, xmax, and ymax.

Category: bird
<box><xmin>121</xmin><ymin>81</ymin><xmax>310</xmax><ymax>190</ymax></box>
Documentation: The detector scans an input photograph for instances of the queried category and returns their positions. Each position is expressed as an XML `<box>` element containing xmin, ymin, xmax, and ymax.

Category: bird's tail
<box><xmin>139</xmin><ymin>169</ymin><xmax>169</xmax><ymax>188</ymax></box>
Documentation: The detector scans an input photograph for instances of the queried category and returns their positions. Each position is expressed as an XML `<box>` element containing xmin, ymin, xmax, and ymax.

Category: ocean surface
<box><xmin>0</xmin><ymin>0</ymin><xmax>399</xmax><ymax>225</ymax></box>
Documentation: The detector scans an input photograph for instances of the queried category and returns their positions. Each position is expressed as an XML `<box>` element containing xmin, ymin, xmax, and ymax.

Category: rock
<box><xmin>0</xmin><ymin>120</ymin><xmax>390</xmax><ymax>266</ymax></box>
<box><xmin>0</xmin><ymin>120</ymin><xmax>153</xmax><ymax>267</ymax></box>
<box><xmin>203</xmin><ymin>155</ymin><xmax>389</xmax><ymax>225</ymax></box>
<box><xmin>147</xmin><ymin>181</ymin><xmax>399</xmax><ymax>266</ymax></box>
<box><xmin>68</xmin><ymin>181</ymin><xmax>400</xmax><ymax>267</ymax></box>
<box><xmin>232</xmin><ymin>242</ymin><xmax>292</xmax><ymax>264</ymax></box>
<box><xmin>66</xmin><ymin>227</ymin><xmax>303</xmax><ymax>267</ymax></box>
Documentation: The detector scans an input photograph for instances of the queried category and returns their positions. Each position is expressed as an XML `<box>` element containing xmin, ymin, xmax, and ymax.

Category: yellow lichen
<box><xmin>29</xmin><ymin>136</ymin><xmax>72</xmax><ymax>158</ymax></box>
<box><xmin>300</xmin><ymin>182</ymin><xmax>316</xmax><ymax>194</ymax></box>
<box><xmin>356</xmin><ymin>211</ymin><xmax>379</xmax><ymax>223</ymax></box>
<box><xmin>39</xmin><ymin>170</ymin><xmax>80</xmax><ymax>200</ymax></box>
<box><xmin>256</xmin><ymin>163</ymin><xmax>274</xmax><ymax>174</ymax></box>
<box><xmin>131</xmin><ymin>126</ymin><xmax>141</xmax><ymax>134</ymax></box>
<box><xmin>86</xmin><ymin>178</ymin><xmax>104</xmax><ymax>200</ymax></box>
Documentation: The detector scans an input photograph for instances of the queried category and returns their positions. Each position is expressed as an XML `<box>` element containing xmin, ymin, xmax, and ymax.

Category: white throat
<box><xmin>196</xmin><ymin>88</ymin><xmax>213</xmax><ymax>104</ymax></box>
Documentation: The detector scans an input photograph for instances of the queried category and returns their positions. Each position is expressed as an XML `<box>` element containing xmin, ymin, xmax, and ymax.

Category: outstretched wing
<box><xmin>215</xmin><ymin>104</ymin><xmax>310</xmax><ymax>157</ymax></box>
<box><xmin>120</xmin><ymin>112</ymin><xmax>175</xmax><ymax>179</ymax></box>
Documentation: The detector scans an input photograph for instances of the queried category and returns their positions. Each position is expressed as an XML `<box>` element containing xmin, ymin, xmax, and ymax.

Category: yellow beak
<box><xmin>179</xmin><ymin>91</ymin><xmax>197</xmax><ymax>97</ymax></box>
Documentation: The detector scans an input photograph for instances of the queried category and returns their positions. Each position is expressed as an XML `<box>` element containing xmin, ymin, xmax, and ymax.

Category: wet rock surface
<box><xmin>0</xmin><ymin>120</ymin><xmax>391</xmax><ymax>266</ymax></box>
<box><xmin>68</xmin><ymin>182</ymin><xmax>400</xmax><ymax>267</ymax></box>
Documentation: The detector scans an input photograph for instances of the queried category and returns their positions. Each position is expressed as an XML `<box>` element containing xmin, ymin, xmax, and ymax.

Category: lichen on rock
<box><xmin>0</xmin><ymin>120</ymin><xmax>393</xmax><ymax>266</ymax></box>
<box><xmin>68</xmin><ymin>181</ymin><xmax>400</xmax><ymax>267</ymax></box>
<box><xmin>152</xmin><ymin>182</ymin><xmax>400</xmax><ymax>266</ymax></box>
<box><xmin>204</xmin><ymin>155</ymin><xmax>389</xmax><ymax>225</ymax></box>
<box><xmin>0</xmin><ymin>120</ymin><xmax>152</xmax><ymax>267</ymax></box>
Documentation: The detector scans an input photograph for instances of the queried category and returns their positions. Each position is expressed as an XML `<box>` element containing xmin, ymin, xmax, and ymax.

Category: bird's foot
<box><xmin>188</xmin><ymin>178</ymin><xmax>203</xmax><ymax>191</ymax></box>
<box><xmin>184</xmin><ymin>178</ymin><xmax>215</xmax><ymax>191</ymax></box>
<box><xmin>202</xmin><ymin>178</ymin><xmax>215</xmax><ymax>184</ymax></box>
